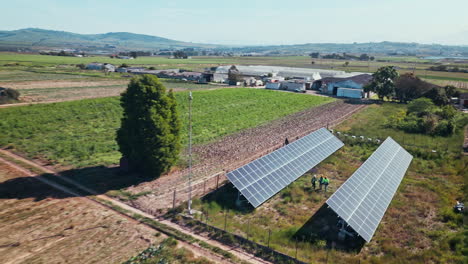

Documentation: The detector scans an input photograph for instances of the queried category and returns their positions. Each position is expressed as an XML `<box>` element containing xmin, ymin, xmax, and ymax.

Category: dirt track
<box><xmin>127</xmin><ymin>100</ymin><xmax>367</xmax><ymax>212</ymax></box>
<box><xmin>0</xmin><ymin>149</ymin><xmax>270</xmax><ymax>264</ymax></box>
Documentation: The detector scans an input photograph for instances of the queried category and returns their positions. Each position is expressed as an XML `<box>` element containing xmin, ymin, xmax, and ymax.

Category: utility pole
<box><xmin>188</xmin><ymin>89</ymin><xmax>193</xmax><ymax>215</ymax></box>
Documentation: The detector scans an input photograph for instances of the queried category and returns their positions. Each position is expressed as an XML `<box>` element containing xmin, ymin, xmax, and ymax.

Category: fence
<box><xmin>179</xmin><ymin>214</ymin><xmax>315</xmax><ymax>264</ymax></box>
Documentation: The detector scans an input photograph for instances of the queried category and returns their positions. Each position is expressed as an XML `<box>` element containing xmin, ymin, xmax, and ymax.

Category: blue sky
<box><xmin>1</xmin><ymin>0</ymin><xmax>467</xmax><ymax>45</ymax></box>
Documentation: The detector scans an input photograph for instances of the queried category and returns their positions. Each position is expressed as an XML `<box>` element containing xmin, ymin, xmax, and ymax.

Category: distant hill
<box><xmin>232</xmin><ymin>42</ymin><xmax>468</xmax><ymax>56</ymax></box>
<box><xmin>0</xmin><ymin>28</ymin><xmax>467</xmax><ymax>56</ymax></box>
<box><xmin>0</xmin><ymin>28</ymin><xmax>218</xmax><ymax>51</ymax></box>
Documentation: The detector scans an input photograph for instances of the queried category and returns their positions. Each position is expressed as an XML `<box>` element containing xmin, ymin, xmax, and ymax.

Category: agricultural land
<box><xmin>0</xmin><ymin>52</ymin><xmax>467</xmax><ymax>264</ymax></box>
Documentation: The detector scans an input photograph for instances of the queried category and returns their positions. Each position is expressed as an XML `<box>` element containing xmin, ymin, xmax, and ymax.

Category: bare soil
<box><xmin>0</xmin><ymin>79</ymin><xmax>129</xmax><ymax>89</ymax></box>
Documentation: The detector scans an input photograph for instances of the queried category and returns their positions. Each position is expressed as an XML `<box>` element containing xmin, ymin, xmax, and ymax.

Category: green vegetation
<box><xmin>0</xmin><ymin>87</ymin><xmax>20</xmax><ymax>104</ymax></box>
<box><xmin>185</xmin><ymin>102</ymin><xmax>466</xmax><ymax>264</ymax></box>
<box><xmin>117</xmin><ymin>75</ymin><xmax>181</xmax><ymax>177</ymax></box>
<box><xmin>0</xmin><ymin>88</ymin><xmax>333</xmax><ymax>167</ymax></box>
<box><xmin>365</xmin><ymin>66</ymin><xmax>399</xmax><ymax>100</ymax></box>
<box><xmin>1</xmin><ymin>53</ymin><xmax>467</xmax><ymax>89</ymax></box>
<box><xmin>386</xmin><ymin>98</ymin><xmax>467</xmax><ymax>136</ymax></box>
<box><xmin>124</xmin><ymin>238</ymin><xmax>213</xmax><ymax>264</ymax></box>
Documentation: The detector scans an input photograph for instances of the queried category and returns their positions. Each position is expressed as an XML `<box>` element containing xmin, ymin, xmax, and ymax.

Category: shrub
<box><xmin>0</xmin><ymin>87</ymin><xmax>20</xmax><ymax>104</ymax></box>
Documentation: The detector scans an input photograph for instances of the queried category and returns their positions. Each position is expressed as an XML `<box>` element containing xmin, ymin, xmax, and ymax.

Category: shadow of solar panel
<box><xmin>326</xmin><ymin>137</ymin><xmax>413</xmax><ymax>242</ymax></box>
<box><xmin>227</xmin><ymin>128</ymin><xmax>344</xmax><ymax>208</ymax></box>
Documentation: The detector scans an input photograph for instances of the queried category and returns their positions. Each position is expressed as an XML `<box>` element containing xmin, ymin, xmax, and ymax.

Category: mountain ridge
<box><xmin>0</xmin><ymin>28</ymin><xmax>467</xmax><ymax>55</ymax></box>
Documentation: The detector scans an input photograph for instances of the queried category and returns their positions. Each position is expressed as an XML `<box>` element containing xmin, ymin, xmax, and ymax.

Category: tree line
<box><xmin>366</xmin><ymin>66</ymin><xmax>467</xmax><ymax>136</ymax></box>
<box><xmin>365</xmin><ymin>66</ymin><xmax>459</xmax><ymax>105</ymax></box>
<box><xmin>309</xmin><ymin>52</ymin><xmax>375</xmax><ymax>61</ymax></box>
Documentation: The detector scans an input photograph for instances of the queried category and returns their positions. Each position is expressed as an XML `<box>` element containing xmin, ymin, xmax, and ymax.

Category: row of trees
<box><xmin>367</xmin><ymin>66</ymin><xmax>466</xmax><ymax>136</ymax></box>
<box><xmin>427</xmin><ymin>65</ymin><xmax>468</xmax><ymax>73</ymax></box>
<box><xmin>309</xmin><ymin>52</ymin><xmax>375</xmax><ymax>61</ymax></box>
<box><xmin>365</xmin><ymin>66</ymin><xmax>458</xmax><ymax>105</ymax></box>
<box><xmin>173</xmin><ymin>50</ymin><xmax>189</xmax><ymax>59</ymax></box>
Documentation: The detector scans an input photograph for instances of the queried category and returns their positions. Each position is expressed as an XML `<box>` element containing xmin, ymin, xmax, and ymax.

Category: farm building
<box><xmin>126</xmin><ymin>67</ymin><xmax>147</xmax><ymax>73</ymax></box>
<box><xmin>263</xmin><ymin>76</ymin><xmax>285</xmax><ymax>83</ymax></box>
<box><xmin>280</xmin><ymin>81</ymin><xmax>306</xmax><ymax>92</ymax></box>
<box><xmin>336</xmin><ymin>88</ymin><xmax>364</xmax><ymax>99</ymax></box>
<box><xmin>215</xmin><ymin>65</ymin><xmax>347</xmax><ymax>80</ymax></box>
<box><xmin>243</xmin><ymin>77</ymin><xmax>263</xmax><ymax>86</ymax></box>
<box><xmin>460</xmin><ymin>93</ymin><xmax>468</xmax><ymax>108</ymax></box>
<box><xmin>317</xmin><ymin>74</ymin><xmax>372</xmax><ymax>98</ymax></box>
<box><xmin>265</xmin><ymin>82</ymin><xmax>281</xmax><ymax>90</ymax></box>
<box><xmin>86</xmin><ymin>62</ymin><xmax>115</xmax><ymax>71</ymax></box>
<box><xmin>213</xmin><ymin>73</ymin><xmax>228</xmax><ymax>83</ymax></box>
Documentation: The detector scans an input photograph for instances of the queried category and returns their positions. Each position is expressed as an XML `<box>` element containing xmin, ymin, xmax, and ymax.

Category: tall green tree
<box><xmin>228</xmin><ymin>65</ymin><xmax>242</xmax><ymax>84</ymax></box>
<box><xmin>117</xmin><ymin>75</ymin><xmax>181</xmax><ymax>178</ymax></box>
<box><xmin>368</xmin><ymin>66</ymin><xmax>399</xmax><ymax>100</ymax></box>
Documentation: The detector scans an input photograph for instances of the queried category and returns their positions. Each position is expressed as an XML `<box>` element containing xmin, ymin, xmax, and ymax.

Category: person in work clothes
<box><xmin>323</xmin><ymin>177</ymin><xmax>330</xmax><ymax>193</ymax></box>
<box><xmin>319</xmin><ymin>175</ymin><xmax>324</xmax><ymax>190</ymax></box>
<box><xmin>311</xmin><ymin>174</ymin><xmax>317</xmax><ymax>190</ymax></box>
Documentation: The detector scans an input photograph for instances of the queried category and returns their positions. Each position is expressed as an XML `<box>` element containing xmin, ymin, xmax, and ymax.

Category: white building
<box><xmin>265</xmin><ymin>82</ymin><xmax>281</xmax><ymax>90</ymax></box>
<box><xmin>215</xmin><ymin>65</ymin><xmax>343</xmax><ymax>80</ymax></box>
<box><xmin>280</xmin><ymin>81</ymin><xmax>306</xmax><ymax>92</ymax></box>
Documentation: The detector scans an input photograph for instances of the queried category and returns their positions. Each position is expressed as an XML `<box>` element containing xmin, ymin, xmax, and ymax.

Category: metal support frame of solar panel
<box><xmin>326</xmin><ymin>137</ymin><xmax>413</xmax><ymax>242</ymax></box>
<box><xmin>227</xmin><ymin>128</ymin><xmax>344</xmax><ymax>208</ymax></box>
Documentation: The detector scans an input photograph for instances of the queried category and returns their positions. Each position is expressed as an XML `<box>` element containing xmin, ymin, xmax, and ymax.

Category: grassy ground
<box><xmin>6</xmin><ymin>78</ymin><xmax>225</xmax><ymax>103</ymax></box>
<box><xmin>1</xmin><ymin>53</ymin><xmax>467</xmax><ymax>90</ymax></box>
<box><xmin>0</xmin><ymin>160</ymin><xmax>165</xmax><ymax>264</ymax></box>
<box><xmin>124</xmin><ymin>238</ymin><xmax>213</xmax><ymax>264</ymax></box>
<box><xmin>0</xmin><ymin>88</ymin><xmax>333</xmax><ymax>168</ymax></box>
<box><xmin>185</xmin><ymin>103</ymin><xmax>466</xmax><ymax>264</ymax></box>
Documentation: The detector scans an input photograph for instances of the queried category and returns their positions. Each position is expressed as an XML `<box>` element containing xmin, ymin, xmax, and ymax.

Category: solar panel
<box><xmin>227</xmin><ymin>128</ymin><xmax>344</xmax><ymax>208</ymax></box>
<box><xmin>326</xmin><ymin>137</ymin><xmax>413</xmax><ymax>242</ymax></box>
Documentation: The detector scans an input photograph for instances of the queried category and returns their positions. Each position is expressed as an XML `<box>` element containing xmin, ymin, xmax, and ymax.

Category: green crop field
<box><xmin>1</xmin><ymin>53</ymin><xmax>467</xmax><ymax>88</ymax></box>
<box><xmin>0</xmin><ymin>88</ymin><xmax>333</xmax><ymax>167</ymax></box>
<box><xmin>185</xmin><ymin>102</ymin><xmax>466</xmax><ymax>264</ymax></box>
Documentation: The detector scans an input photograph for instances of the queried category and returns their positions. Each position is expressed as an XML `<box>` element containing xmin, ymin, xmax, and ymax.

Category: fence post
<box><xmin>224</xmin><ymin>210</ymin><xmax>228</xmax><ymax>231</ymax></box>
<box><xmin>267</xmin><ymin>229</ymin><xmax>271</xmax><ymax>248</ymax></box>
<box><xmin>295</xmin><ymin>239</ymin><xmax>298</xmax><ymax>259</ymax></box>
<box><xmin>216</xmin><ymin>174</ymin><xmax>220</xmax><ymax>189</ymax></box>
<box><xmin>247</xmin><ymin>218</ymin><xmax>250</xmax><ymax>240</ymax></box>
<box><xmin>172</xmin><ymin>189</ymin><xmax>176</xmax><ymax>209</ymax></box>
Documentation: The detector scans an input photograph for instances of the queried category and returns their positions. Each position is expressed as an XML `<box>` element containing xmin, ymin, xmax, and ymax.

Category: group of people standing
<box><xmin>311</xmin><ymin>174</ymin><xmax>330</xmax><ymax>192</ymax></box>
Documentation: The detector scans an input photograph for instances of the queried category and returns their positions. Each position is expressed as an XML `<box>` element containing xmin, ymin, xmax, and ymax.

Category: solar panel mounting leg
<box><xmin>337</xmin><ymin>219</ymin><xmax>355</xmax><ymax>241</ymax></box>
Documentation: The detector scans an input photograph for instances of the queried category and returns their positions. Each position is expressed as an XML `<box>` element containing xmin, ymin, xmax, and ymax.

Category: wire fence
<box><xmin>166</xmin><ymin>128</ymin><xmax>462</xmax><ymax>263</ymax></box>
<box><xmin>179</xmin><ymin>211</ymin><xmax>361</xmax><ymax>264</ymax></box>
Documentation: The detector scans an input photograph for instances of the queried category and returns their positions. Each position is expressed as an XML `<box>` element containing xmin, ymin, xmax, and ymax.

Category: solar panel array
<box><xmin>326</xmin><ymin>137</ymin><xmax>413</xmax><ymax>242</ymax></box>
<box><xmin>227</xmin><ymin>128</ymin><xmax>343</xmax><ymax>208</ymax></box>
